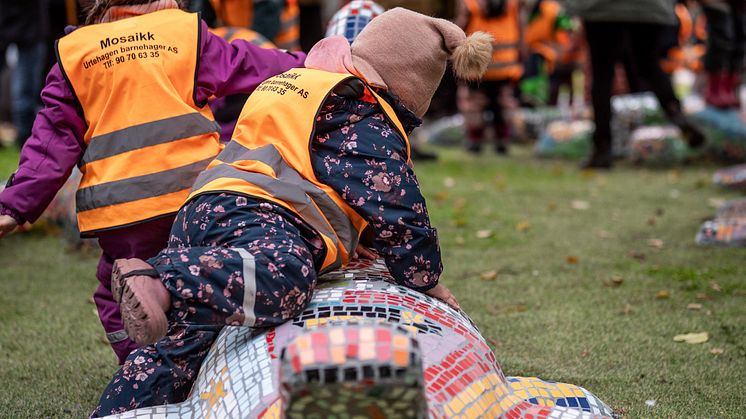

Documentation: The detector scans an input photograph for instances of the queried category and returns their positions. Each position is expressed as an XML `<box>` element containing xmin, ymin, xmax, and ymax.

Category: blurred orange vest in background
<box><xmin>661</xmin><ymin>3</ymin><xmax>705</xmax><ymax>74</ymax></box>
<box><xmin>464</xmin><ymin>0</ymin><xmax>523</xmax><ymax>81</ymax></box>
<box><xmin>524</xmin><ymin>0</ymin><xmax>570</xmax><ymax>73</ymax></box>
<box><xmin>210</xmin><ymin>26</ymin><xmax>277</xmax><ymax>48</ymax></box>
<box><xmin>56</xmin><ymin>9</ymin><xmax>222</xmax><ymax>235</ymax></box>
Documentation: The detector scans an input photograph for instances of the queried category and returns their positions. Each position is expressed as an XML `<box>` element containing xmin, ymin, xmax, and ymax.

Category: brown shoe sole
<box><xmin>112</xmin><ymin>260</ymin><xmax>168</xmax><ymax>345</ymax></box>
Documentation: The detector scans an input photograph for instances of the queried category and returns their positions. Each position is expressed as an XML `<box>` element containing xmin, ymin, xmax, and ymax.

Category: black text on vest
<box><xmin>100</xmin><ymin>32</ymin><xmax>156</xmax><ymax>49</ymax></box>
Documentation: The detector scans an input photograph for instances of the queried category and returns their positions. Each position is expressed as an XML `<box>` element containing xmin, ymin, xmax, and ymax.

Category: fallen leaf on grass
<box><xmin>673</xmin><ymin>332</ymin><xmax>709</xmax><ymax>344</ymax></box>
<box><xmin>580</xmin><ymin>350</ymin><xmax>590</xmax><ymax>358</ymax></box>
<box><xmin>433</xmin><ymin>191</ymin><xmax>449</xmax><ymax>203</ymax></box>
<box><xmin>443</xmin><ymin>177</ymin><xmax>456</xmax><ymax>188</ymax></box>
<box><xmin>696</xmin><ymin>293</ymin><xmax>711</xmax><ymax>300</ymax></box>
<box><xmin>571</xmin><ymin>200</ymin><xmax>590</xmax><ymax>210</ymax></box>
<box><xmin>452</xmin><ymin>198</ymin><xmax>467</xmax><ymax>211</ymax></box>
<box><xmin>455</xmin><ymin>236</ymin><xmax>465</xmax><ymax>245</ymax></box>
<box><xmin>645</xmin><ymin>400</ymin><xmax>656</xmax><ymax>407</ymax></box>
<box><xmin>604</xmin><ymin>275</ymin><xmax>624</xmax><ymax>288</ymax></box>
<box><xmin>710</xmin><ymin>282</ymin><xmax>722</xmax><ymax>292</ymax></box>
<box><xmin>620</xmin><ymin>304</ymin><xmax>634</xmax><ymax>315</ymax></box>
<box><xmin>515</xmin><ymin>221</ymin><xmax>531</xmax><ymax>232</ymax></box>
<box><xmin>453</xmin><ymin>218</ymin><xmax>467</xmax><ymax>228</ymax></box>
<box><xmin>547</xmin><ymin>202</ymin><xmax>557</xmax><ymax>211</ymax></box>
<box><xmin>648</xmin><ymin>238</ymin><xmax>664</xmax><ymax>249</ymax></box>
<box><xmin>655</xmin><ymin>208</ymin><xmax>665</xmax><ymax>216</ymax></box>
<box><xmin>655</xmin><ymin>290</ymin><xmax>671</xmax><ymax>300</ymax></box>
<box><xmin>566</xmin><ymin>255</ymin><xmax>579</xmax><ymax>264</ymax></box>
<box><xmin>580</xmin><ymin>169</ymin><xmax>595</xmax><ymax>178</ymax></box>
<box><xmin>476</xmin><ymin>229</ymin><xmax>493</xmax><ymax>239</ymax></box>
<box><xmin>629</xmin><ymin>251</ymin><xmax>646</xmax><ymax>261</ymax></box>
<box><xmin>480</xmin><ymin>270</ymin><xmax>498</xmax><ymax>281</ymax></box>
<box><xmin>687</xmin><ymin>303</ymin><xmax>703</xmax><ymax>311</ymax></box>
<box><xmin>487</xmin><ymin>337</ymin><xmax>502</xmax><ymax>348</ymax></box>
<box><xmin>647</xmin><ymin>217</ymin><xmax>656</xmax><ymax>226</ymax></box>
<box><xmin>710</xmin><ymin>348</ymin><xmax>724</xmax><ymax>355</ymax></box>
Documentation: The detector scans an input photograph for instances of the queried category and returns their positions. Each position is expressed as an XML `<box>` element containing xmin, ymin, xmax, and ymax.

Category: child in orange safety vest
<box><xmin>520</xmin><ymin>0</ymin><xmax>574</xmax><ymax>106</ymax></box>
<box><xmin>91</xmin><ymin>7</ymin><xmax>492</xmax><ymax>415</ymax></box>
<box><xmin>457</xmin><ymin>0</ymin><xmax>522</xmax><ymax>154</ymax></box>
<box><xmin>0</xmin><ymin>0</ymin><xmax>306</xmax><ymax>365</ymax></box>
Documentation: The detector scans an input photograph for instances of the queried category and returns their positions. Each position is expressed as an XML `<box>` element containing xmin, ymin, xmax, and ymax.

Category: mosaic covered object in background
<box><xmin>697</xmin><ymin>198</ymin><xmax>746</xmax><ymax>247</ymax></box>
<box><xmin>713</xmin><ymin>164</ymin><xmax>746</xmax><ymax>190</ymax></box>
<box><xmin>102</xmin><ymin>259</ymin><xmax>614</xmax><ymax>418</ymax></box>
<box><xmin>627</xmin><ymin>125</ymin><xmax>688</xmax><ymax>166</ymax></box>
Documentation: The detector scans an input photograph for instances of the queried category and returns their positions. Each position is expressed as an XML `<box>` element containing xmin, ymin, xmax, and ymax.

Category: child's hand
<box><xmin>353</xmin><ymin>245</ymin><xmax>379</xmax><ymax>260</ymax></box>
<box><xmin>424</xmin><ymin>283</ymin><xmax>460</xmax><ymax>310</ymax></box>
<box><xmin>0</xmin><ymin>215</ymin><xmax>18</xmax><ymax>239</ymax></box>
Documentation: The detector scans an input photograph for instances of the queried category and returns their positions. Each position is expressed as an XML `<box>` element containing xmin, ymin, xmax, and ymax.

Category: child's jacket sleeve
<box><xmin>0</xmin><ymin>21</ymin><xmax>306</xmax><ymax>225</ymax></box>
<box><xmin>311</xmin><ymin>95</ymin><xmax>443</xmax><ymax>292</ymax></box>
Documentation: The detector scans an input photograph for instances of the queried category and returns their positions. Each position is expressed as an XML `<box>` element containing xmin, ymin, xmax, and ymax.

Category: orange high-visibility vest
<box><xmin>210</xmin><ymin>26</ymin><xmax>276</xmax><ymax>48</ymax></box>
<box><xmin>274</xmin><ymin>0</ymin><xmax>301</xmax><ymax>51</ymax></box>
<box><xmin>524</xmin><ymin>0</ymin><xmax>569</xmax><ymax>73</ymax></box>
<box><xmin>189</xmin><ymin>68</ymin><xmax>411</xmax><ymax>273</ymax></box>
<box><xmin>464</xmin><ymin>0</ymin><xmax>523</xmax><ymax>81</ymax></box>
<box><xmin>209</xmin><ymin>0</ymin><xmax>252</xmax><ymax>27</ymax></box>
<box><xmin>56</xmin><ymin>9</ymin><xmax>222</xmax><ymax>236</ymax></box>
<box><xmin>661</xmin><ymin>3</ymin><xmax>704</xmax><ymax>73</ymax></box>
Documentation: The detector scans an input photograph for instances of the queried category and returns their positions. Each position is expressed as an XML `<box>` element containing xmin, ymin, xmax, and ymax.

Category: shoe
<box><xmin>679</xmin><ymin>121</ymin><xmax>706</xmax><ymax>148</ymax></box>
<box><xmin>111</xmin><ymin>258</ymin><xmax>170</xmax><ymax>345</ymax></box>
<box><xmin>465</xmin><ymin>142</ymin><xmax>482</xmax><ymax>154</ymax></box>
<box><xmin>669</xmin><ymin>112</ymin><xmax>706</xmax><ymax>148</ymax></box>
<box><xmin>580</xmin><ymin>154</ymin><xmax>613</xmax><ymax>169</ymax></box>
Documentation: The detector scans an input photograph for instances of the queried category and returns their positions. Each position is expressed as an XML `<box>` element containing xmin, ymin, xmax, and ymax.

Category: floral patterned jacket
<box><xmin>310</xmin><ymin>90</ymin><xmax>443</xmax><ymax>292</ymax></box>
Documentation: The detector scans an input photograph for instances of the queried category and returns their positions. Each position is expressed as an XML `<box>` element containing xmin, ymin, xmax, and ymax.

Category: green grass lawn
<box><xmin>1</xmin><ymin>145</ymin><xmax>744</xmax><ymax>417</ymax></box>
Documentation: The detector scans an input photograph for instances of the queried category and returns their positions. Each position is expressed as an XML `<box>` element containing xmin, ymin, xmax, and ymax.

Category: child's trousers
<box><xmin>95</xmin><ymin>217</ymin><xmax>174</xmax><ymax>364</ymax></box>
<box><xmin>92</xmin><ymin>193</ymin><xmax>320</xmax><ymax>417</ymax></box>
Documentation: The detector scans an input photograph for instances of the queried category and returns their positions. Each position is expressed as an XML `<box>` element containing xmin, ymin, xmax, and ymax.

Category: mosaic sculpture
<box><xmin>101</xmin><ymin>259</ymin><xmax>613</xmax><ymax>418</ymax></box>
<box><xmin>696</xmin><ymin>197</ymin><xmax>746</xmax><ymax>247</ymax></box>
<box><xmin>627</xmin><ymin>126</ymin><xmax>688</xmax><ymax>166</ymax></box>
<box><xmin>713</xmin><ymin>164</ymin><xmax>746</xmax><ymax>190</ymax></box>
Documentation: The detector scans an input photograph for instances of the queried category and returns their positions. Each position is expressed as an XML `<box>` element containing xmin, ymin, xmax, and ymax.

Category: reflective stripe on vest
<box><xmin>194</xmin><ymin>144</ymin><xmax>357</xmax><ymax>273</ymax></box>
<box><xmin>80</xmin><ymin>113</ymin><xmax>219</xmax><ymax>166</ymax></box>
<box><xmin>188</xmin><ymin>68</ymin><xmax>410</xmax><ymax>273</ymax></box>
<box><xmin>464</xmin><ymin>0</ymin><xmax>522</xmax><ymax>81</ymax></box>
<box><xmin>56</xmin><ymin>10</ymin><xmax>222</xmax><ymax>235</ymax></box>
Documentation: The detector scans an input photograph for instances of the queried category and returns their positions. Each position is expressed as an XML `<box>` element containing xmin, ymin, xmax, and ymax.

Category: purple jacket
<box><xmin>0</xmin><ymin>20</ymin><xmax>305</xmax><ymax>225</ymax></box>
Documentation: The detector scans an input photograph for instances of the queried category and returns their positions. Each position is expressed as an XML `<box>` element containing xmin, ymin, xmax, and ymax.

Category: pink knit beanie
<box><xmin>350</xmin><ymin>7</ymin><xmax>493</xmax><ymax>117</ymax></box>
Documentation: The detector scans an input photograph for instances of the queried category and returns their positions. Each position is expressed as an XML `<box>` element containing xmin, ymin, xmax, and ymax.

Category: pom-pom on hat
<box><xmin>350</xmin><ymin>7</ymin><xmax>493</xmax><ymax>117</ymax></box>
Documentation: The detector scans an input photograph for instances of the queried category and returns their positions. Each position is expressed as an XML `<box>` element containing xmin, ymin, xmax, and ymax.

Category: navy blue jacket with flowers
<box><xmin>310</xmin><ymin>90</ymin><xmax>443</xmax><ymax>291</ymax></box>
